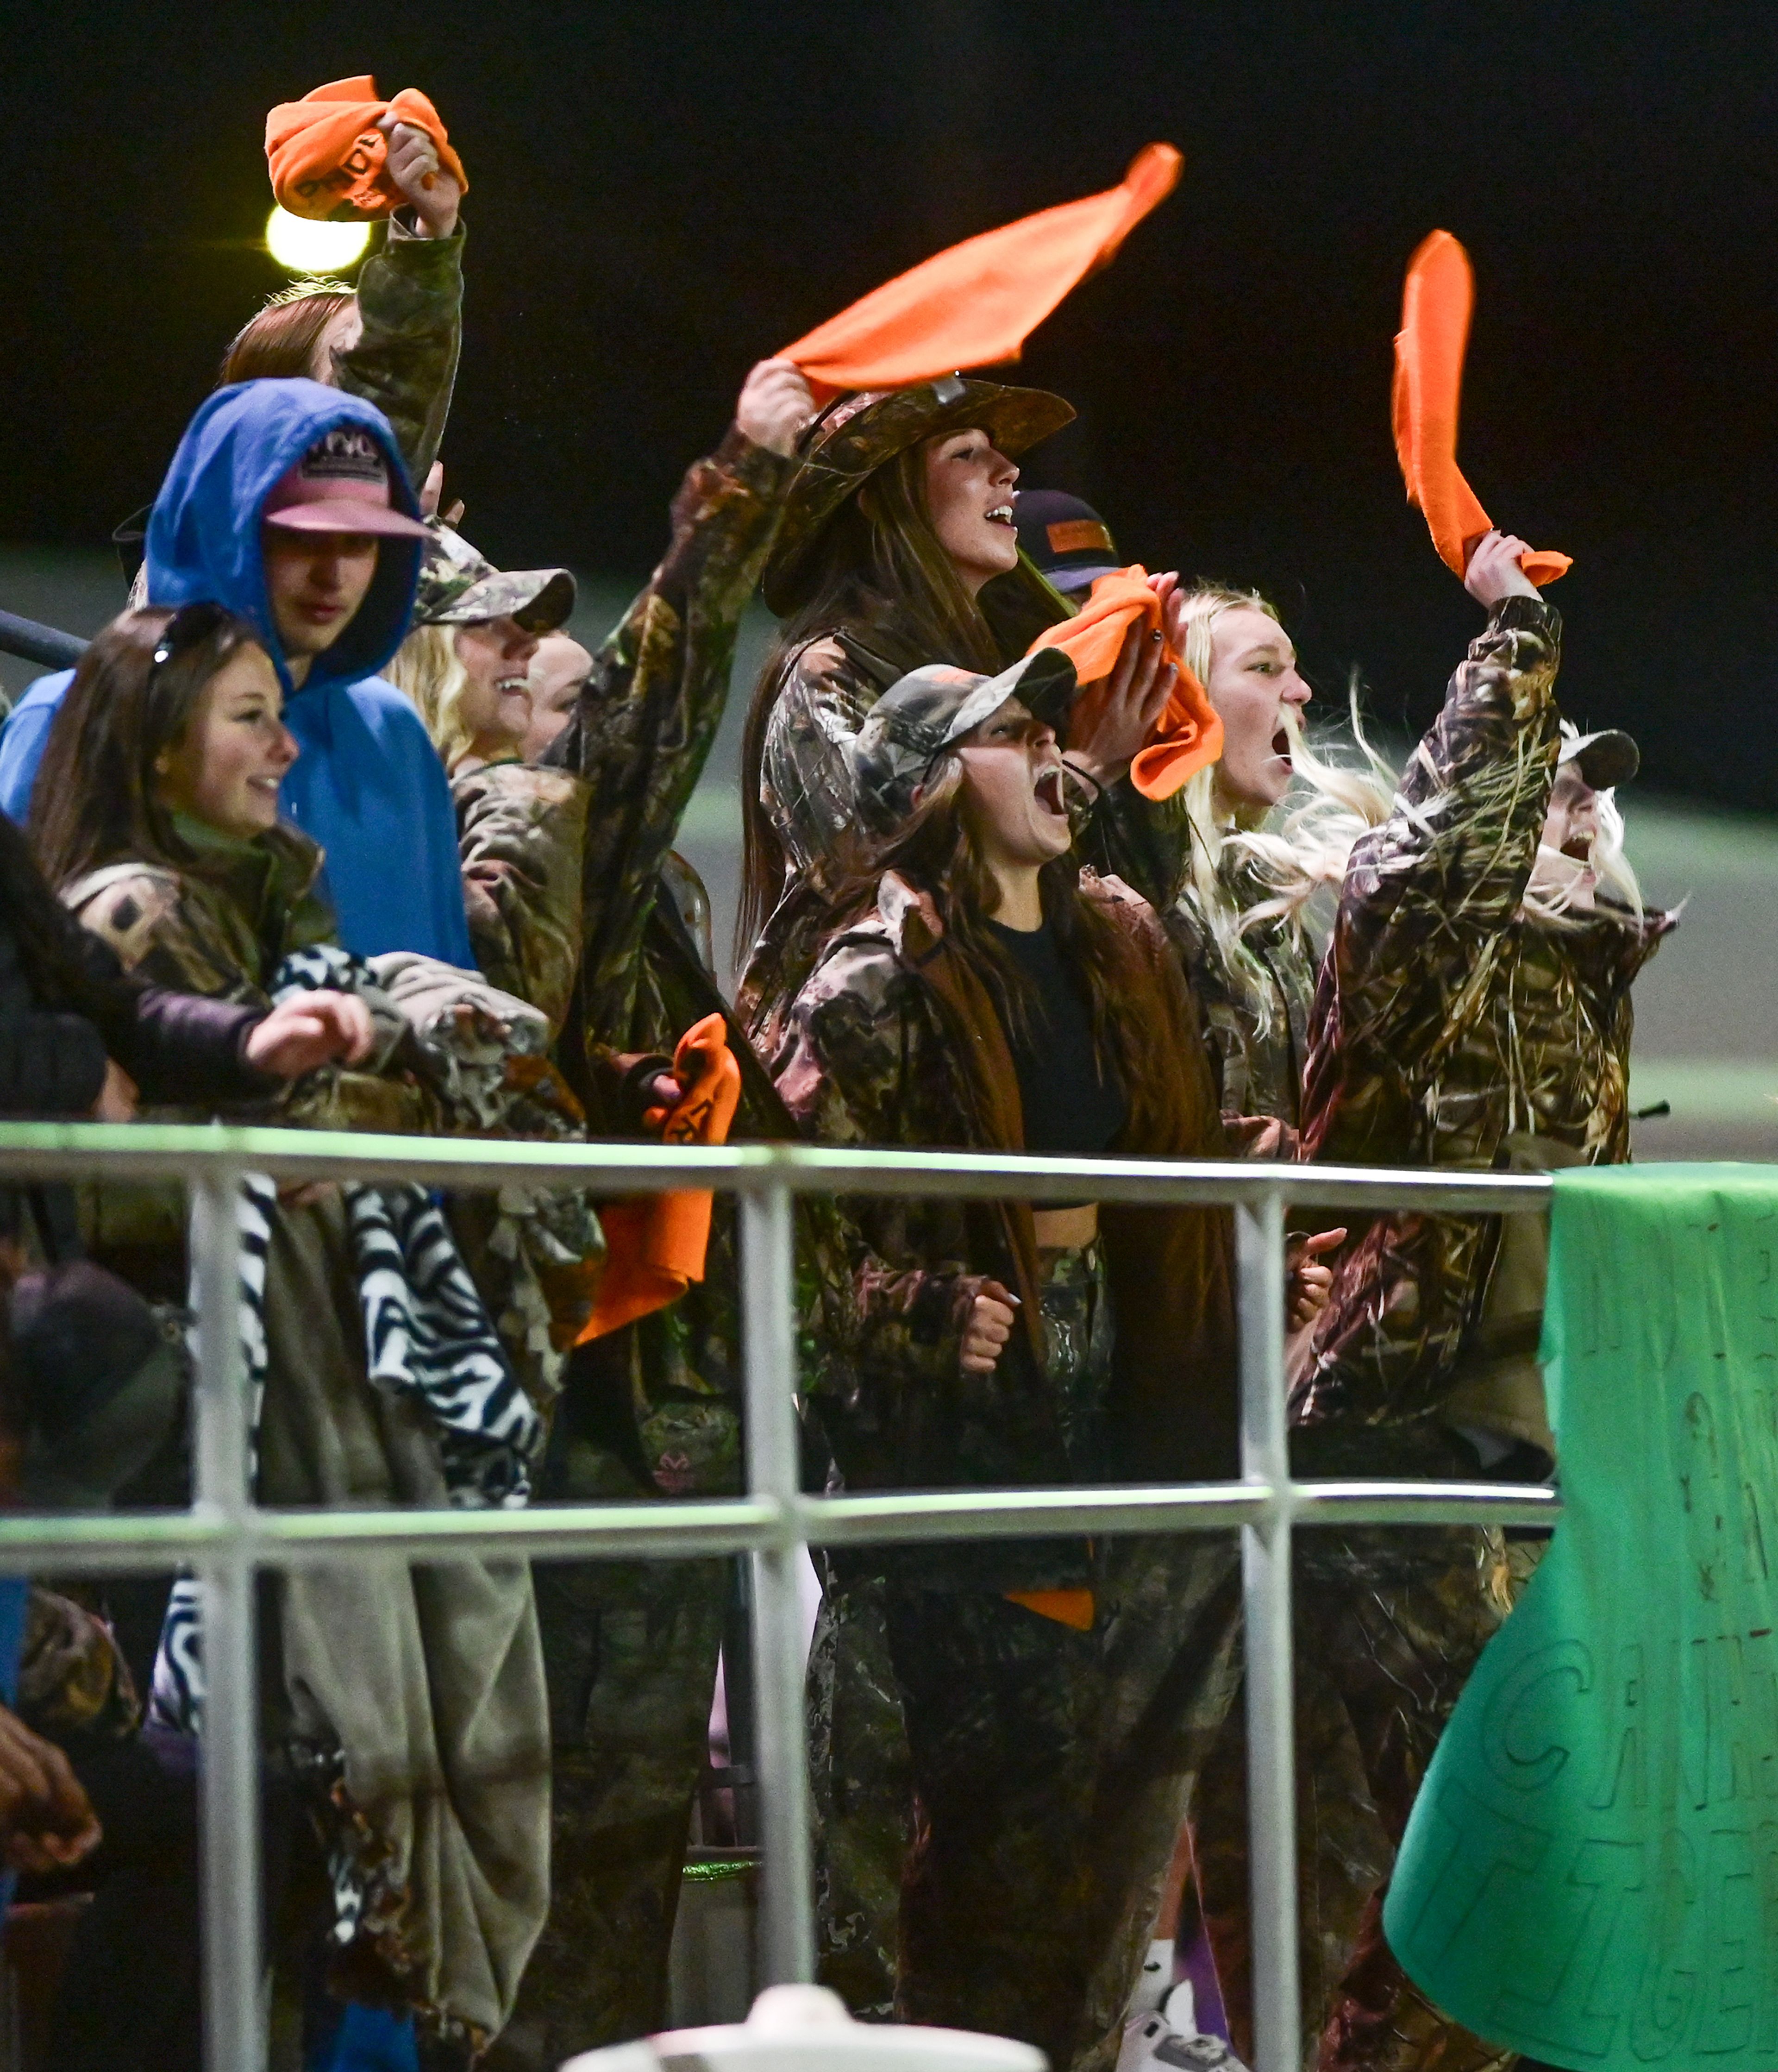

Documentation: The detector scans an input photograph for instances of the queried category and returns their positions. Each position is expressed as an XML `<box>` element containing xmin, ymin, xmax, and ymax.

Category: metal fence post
<box><xmin>739</xmin><ymin>1180</ymin><xmax>815</xmax><ymax>1984</ymax></box>
<box><xmin>1239</xmin><ymin>1187</ymin><xmax>1301</xmax><ymax>2072</ymax></box>
<box><xmin>189</xmin><ymin>1169</ymin><xmax>265</xmax><ymax>2072</ymax></box>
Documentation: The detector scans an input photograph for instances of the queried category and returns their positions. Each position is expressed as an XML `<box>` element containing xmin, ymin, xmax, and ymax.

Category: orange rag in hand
<box><xmin>1393</xmin><ymin>231</ymin><xmax>1569</xmax><ymax>586</ymax></box>
<box><xmin>1027</xmin><ymin>566</ymin><xmax>1223</xmax><ymax>802</ymax></box>
<box><xmin>781</xmin><ymin>145</ymin><xmax>1182</xmax><ymax>401</ymax></box>
<box><xmin>581</xmin><ymin>1016</ymin><xmax>743</xmax><ymax>1342</ymax></box>
<box><xmin>265</xmin><ymin>75</ymin><xmax>468</xmax><ymax>222</ymax></box>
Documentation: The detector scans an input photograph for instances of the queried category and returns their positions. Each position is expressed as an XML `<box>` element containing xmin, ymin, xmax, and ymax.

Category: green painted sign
<box><xmin>1386</xmin><ymin>1164</ymin><xmax>1778</xmax><ymax>2070</ymax></box>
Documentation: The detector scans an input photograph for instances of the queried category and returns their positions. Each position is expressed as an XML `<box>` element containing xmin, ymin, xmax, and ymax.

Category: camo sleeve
<box><xmin>772</xmin><ymin>938</ymin><xmax>978</xmax><ymax>1388</ymax></box>
<box><xmin>454</xmin><ymin>764</ymin><xmax>589</xmax><ymax>1041</ymax></box>
<box><xmin>759</xmin><ymin>637</ymin><xmax>878</xmax><ymax>884</ymax></box>
<box><xmin>1306</xmin><ymin>595</ymin><xmax>1563</xmax><ymax>1133</ymax></box>
<box><xmin>543</xmin><ymin>427</ymin><xmax>793</xmax><ymax>1051</ymax></box>
<box><xmin>330</xmin><ymin>211</ymin><xmax>464</xmax><ymax>485</ymax></box>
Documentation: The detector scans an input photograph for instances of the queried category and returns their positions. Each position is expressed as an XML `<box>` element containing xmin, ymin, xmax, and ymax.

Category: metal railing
<box><xmin>0</xmin><ymin>1122</ymin><xmax>1561</xmax><ymax>2072</ymax></box>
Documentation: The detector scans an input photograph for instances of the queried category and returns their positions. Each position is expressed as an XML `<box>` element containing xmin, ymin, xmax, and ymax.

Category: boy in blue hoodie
<box><xmin>0</xmin><ymin>379</ymin><xmax>472</xmax><ymax>967</ymax></box>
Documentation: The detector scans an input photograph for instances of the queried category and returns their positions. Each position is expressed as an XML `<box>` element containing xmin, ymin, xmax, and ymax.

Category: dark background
<box><xmin>2</xmin><ymin>0</ymin><xmax>1775</xmax><ymax>809</ymax></box>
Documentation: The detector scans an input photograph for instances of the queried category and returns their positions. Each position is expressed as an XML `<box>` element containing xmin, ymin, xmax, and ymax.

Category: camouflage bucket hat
<box><xmin>847</xmin><ymin>646</ymin><xmax>1077</xmax><ymax>835</ymax></box>
<box><xmin>412</xmin><ymin>521</ymin><xmax>576</xmax><ymax>632</ymax></box>
<box><xmin>761</xmin><ymin>375</ymin><xmax>1076</xmax><ymax>616</ymax></box>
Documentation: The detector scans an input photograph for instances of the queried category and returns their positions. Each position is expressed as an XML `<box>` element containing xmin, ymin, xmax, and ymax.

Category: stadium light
<box><xmin>265</xmin><ymin>206</ymin><xmax>371</xmax><ymax>275</ymax></box>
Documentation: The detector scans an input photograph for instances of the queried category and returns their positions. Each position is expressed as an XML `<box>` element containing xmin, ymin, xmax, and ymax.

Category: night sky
<box><xmin>4</xmin><ymin>1</ymin><xmax>1776</xmax><ymax>810</ymax></box>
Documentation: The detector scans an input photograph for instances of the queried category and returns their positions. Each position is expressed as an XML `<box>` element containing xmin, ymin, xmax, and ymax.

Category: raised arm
<box><xmin>327</xmin><ymin>120</ymin><xmax>465</xmax><ymax>485</ymax></box>
<box><xmin>543</xmin><ymin>358</ymin><xmax>808</xmax><ymax>1045</ymax></box>
<box><xmin>1318</xmin><ymin>532</ymin><xmax>1561</xmax><ymax>1072</ymax></box>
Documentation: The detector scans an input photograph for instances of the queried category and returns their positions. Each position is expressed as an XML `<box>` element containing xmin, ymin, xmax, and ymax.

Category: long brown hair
<box><xmin>216</xmin><ymin>285</ymin><xmax>352</xmax><ymax>387</ymax></box>
<box><xmin>739</xmin><ymin>439</ymin><xmax>1020</xmax><ymax>960</ymax></box>
<box><xmin>812</xmin><ymin>743</ymin><xmax>1172</xmax><ymax>1145</ymax></box>
<box><xmin>32</xmin><ymin>608</ymin><xmax>264</xmax><ymax>891</ymax></box>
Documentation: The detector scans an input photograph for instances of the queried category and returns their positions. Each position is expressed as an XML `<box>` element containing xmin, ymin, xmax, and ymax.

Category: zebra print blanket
<box><xmin>150</xmin><ymin>945</ymin><xmax>543</xmax><ymax>1734</ymax></box>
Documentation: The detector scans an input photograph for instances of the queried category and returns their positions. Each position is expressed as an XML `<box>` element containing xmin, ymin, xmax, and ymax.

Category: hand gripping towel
<box><xmin>583</xmin><ymin>1014</ymin><xmax>743</xmax><ymax>1340</ymax></box>
<box><xmin>266</xmin><ymin>75</ymin><xmax>468</xmax><ymax>222</ymax></box>
<box><xmin>1027</xmin><ymin>565</ymin><xmax>1223</xmax><ymax>800</ymax></box>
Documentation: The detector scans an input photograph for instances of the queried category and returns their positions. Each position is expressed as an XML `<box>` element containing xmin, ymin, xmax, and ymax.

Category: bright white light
<box><xmin>264</xmin><ymin>206</ymin><xmax>371</xmax><ymax>275</ymax></box>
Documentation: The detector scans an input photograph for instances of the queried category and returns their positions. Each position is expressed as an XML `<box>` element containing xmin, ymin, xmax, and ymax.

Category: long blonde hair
<box><xmin>384</xmin><ymin>623</ymin><xmax>477</xmax><ymax>772</ymax></box>
<box><xmin>1169</xmin><ymin>587</ymin><xmax>1642</xmax><ymax>1037</ymax></box>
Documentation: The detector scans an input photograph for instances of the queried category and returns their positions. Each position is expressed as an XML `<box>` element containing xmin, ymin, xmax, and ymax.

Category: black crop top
<box><xmin>984</xmin><ymin>918</ymin><xmax>1128</xmax><ymax>1168</ymax></box>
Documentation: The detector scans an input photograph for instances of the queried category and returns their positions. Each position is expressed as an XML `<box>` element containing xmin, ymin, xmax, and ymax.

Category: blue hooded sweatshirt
<box><xmin>0</xmin><ymin>379</ymin><xmax>471</xmax><ymax>967</ymax></box>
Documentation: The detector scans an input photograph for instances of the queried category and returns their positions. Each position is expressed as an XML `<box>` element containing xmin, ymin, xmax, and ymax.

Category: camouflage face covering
<box><xmin>413</xmin><ymin>520</ymin><xmax>576</xmax><ymax>631</ymax></box>
<box><xmin>847</xmin><ymin>647</ymin><xmax>1077</xmax><ymax>834</ymax></box>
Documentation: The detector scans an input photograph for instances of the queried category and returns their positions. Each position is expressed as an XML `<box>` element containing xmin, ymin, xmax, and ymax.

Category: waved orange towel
<box><xmin>265</xmin><ymin>75</ymin><xmax>468</xmax><ymax>222</ymax></box>
<box><xmin>1004</xmin><ymin>1589</ymin><xmax>1096</xmax><ymax>1631</ymax></box>
<box><xmin>782</xmin><ymin>145</ymin><xmax>1182</xmax><ymax>401</ymax></box>
<box><xmin>1028</xmin><ymin>566</ymin><xmax>1223</xmax><ymax>801</ymax></box>
<box><xmin>581</xmin><ymin>1016</ymin><xmax>743</xmax><ymax>1342</ymax></box>
<box><xmin>1393</xmin><ymin>231</ymin><xmax>1569</xmax><ymax>586</ymax></box>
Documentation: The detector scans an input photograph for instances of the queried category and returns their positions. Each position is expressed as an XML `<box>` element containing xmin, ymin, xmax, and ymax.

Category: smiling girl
<box><xmin>738</xmin><ymin>379</ymin><xmax>1182</xmax><ymax>1003</ymax></box>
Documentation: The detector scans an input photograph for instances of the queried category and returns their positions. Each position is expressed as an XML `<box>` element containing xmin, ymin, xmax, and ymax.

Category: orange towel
<box><xmin>1004</xmin><ymin>1589</ymin><xmax>1096</xmax><ymax>1631</ymax></box>
<box><xmin>265</xmin><ymin>75</ymin><xmax>468</xmax><ymax>222</ymax></box>
<box><xmin>1393</xmin><ymin>231</ymin><xmax>1569</xmax><ymax>586</ymax></box>
<box><xmin>1028</xmin><ymin>566</ymin><xmax>1223</xmax><ymax>801</ymax></box>
<box><xmin>782</xmin><ymin>145</ymin><xmax>1182</xmax><ymax>401</ymax></box>
<box><xmin>581</xmin><ymin>1016</ymin><xmax>743</xmax><ymax>1342</ymax></box>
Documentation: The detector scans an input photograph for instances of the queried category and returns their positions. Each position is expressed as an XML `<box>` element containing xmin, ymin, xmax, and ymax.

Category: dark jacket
<box><xmin>766</xmin><ymin>868</ymin><xmax>1238</xmax><ymax>1586</ymax></box>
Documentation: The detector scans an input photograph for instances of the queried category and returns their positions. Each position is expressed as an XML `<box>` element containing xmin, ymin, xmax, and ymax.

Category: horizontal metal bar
<box><xmin>0</xmin><ymin>1121</ymin><xmax>1555</xmax><ymax>1212</ymax></box>
<box><xmin>0</xmin><ymin>607</ymin><xmax>86</xmax><ymax>670</ymax></box>
<box><xmin>0</xmin><ymin>1480</ymin><xmax>1561</xmax><ymax>1572</ymax></box>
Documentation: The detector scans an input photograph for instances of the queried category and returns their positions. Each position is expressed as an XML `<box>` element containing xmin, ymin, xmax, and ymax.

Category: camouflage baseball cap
<box><xmin>761</xmin><ymin>375</ymin><xmax>1075</xmax><ymax>616</ymax></box>
<box><xmin>411</xmin><ymin>521</ymin><xmax>576</xmax><ymax>632</ymax></box>
<box><xmin>847</xmin><ymin>647</ymin><xmax>1077</xmax><ymax>835</ymax></box>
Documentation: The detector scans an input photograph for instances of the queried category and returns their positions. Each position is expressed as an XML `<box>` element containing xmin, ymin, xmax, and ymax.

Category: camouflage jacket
<box><xmin>331</xmin><ymin>210</ymin><xmax>463</xmax><ymax>485</ymax></box>
<box><xmin>766</xmin><ymin>869</ymin><xmax>1238</xmax><ymax>1585</ymax></box>
<box><xmin>1167</xmin><ymin>850</ymin><xmax>1315</xmax><ymax>1131</ymax></box>
<box><xmin>458</xmin><ymin>428</ymin><xmax>854</xmax><ymax>1500</ymax></box>
<box><xmin>1291</xmin><ymin>596</ymin><xmax>1672</xmax><ymax>1467</ymax></box>
<box><xmin>745</xmin><ymin>611</ymin><xmax>1196</xmax><ymax>1012</ymax></box>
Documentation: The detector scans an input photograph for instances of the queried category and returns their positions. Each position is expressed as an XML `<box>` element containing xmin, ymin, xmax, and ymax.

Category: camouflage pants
<box><xmin>886</xmin><ymin>1532</ymin><xmax>1243</xmax><ymax>2072</ymax></box>
<box><xmin>808</xmin><ymin>1572</ymin><xmax>910</xmax><ymax>2021</ymax></box>
<box><xmin>1192</xmin><ymin>1528</ymin><xmax>1521</xmax><ymax>2072</ymax></box>
<box><xmin>487</xmin><ymin>1554</ymin><xmax>726</xmax><ymax>2069</ymax></box>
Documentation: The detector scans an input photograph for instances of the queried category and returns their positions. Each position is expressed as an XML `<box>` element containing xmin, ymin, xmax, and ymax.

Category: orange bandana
<box><xmin>265</xmin><ymin>75</ymin><xmax>468</xmax><ymax>222</ymax></box>
<box><xmin>782</xmin><ymin>146</ymin><xmax>1182</xmax><ymax>401</ymax></box>
<box><xmin>1393</xmin><ymin>231</ymin><xmax>1569</xmax><ymax>586</ymax></box>
<box><xmin>1027</xmin><ymin>566</ymin><xmax>1223</xmax><ymax>801</ymax></box>
<box><xmin>582</xmin><ymin>1016</ymin><xmax>742</xmax><ymax>1342</ymax></box>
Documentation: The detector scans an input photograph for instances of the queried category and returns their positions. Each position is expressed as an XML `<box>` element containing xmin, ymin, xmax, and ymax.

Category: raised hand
<box><xmin>1064</xmin><ymin>577</ymin><xmax>1181</xmax><ymax>788</ymax></box>
<box><xmin>377</xmin><ymin>114</ymin><xmax>461</xmax><ymax>239</ymax></box>
<box><xmin>737</xmin><ymin>358</ymin><xmax>818</xmax><ymax>459</ymax></box>
<box><xmin>1463</xmin><ymin>529</ymin><xmax>1540</xmax><ymax>609</ymax></box>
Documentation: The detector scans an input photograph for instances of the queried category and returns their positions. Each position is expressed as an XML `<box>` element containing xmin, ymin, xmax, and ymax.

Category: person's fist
<box><xmin>737</xmin><ymin>358</ymin><xmax>817</xmax><ymax>458</ymax></box>
<box><xmin>0</xmin><ymin>1705</ymin><xmax>102</xmax><ymax>1876</ymax></box>
<box><xmin>1463</xmin><ymin>529</ymin><xmax>1540</xmax><ymax>609</ymax></box>
<box><xmin>960</xmin><ymin>1277</ymin><xmax>1019</xmax><ymax>1376</ymax></box>
<box><xmin>378</xmin><ymin>115</ymin><xmax>461</xmax><ymax>238</ymax></box>
<box><xmin>246</xmin><ymin>991</ymin><xmax>376</xmax><ymax>1078</ymax></box>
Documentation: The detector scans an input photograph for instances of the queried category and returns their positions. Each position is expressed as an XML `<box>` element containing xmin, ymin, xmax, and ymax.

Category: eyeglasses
<box><xmin>148</xmin><ymin>600</ymin><xmax>231</xmax><ymax>683</ymax></box>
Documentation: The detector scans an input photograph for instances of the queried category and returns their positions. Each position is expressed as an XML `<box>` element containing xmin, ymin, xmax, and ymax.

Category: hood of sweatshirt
<box><xmin>144</xmin><ymin>377</ymin><xmax>421</xmax><ymax>697</ymax></box>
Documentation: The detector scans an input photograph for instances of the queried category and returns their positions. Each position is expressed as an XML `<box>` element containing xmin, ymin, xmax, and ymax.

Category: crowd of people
<box><xmin>0</xmin><ymin>93</ymin><xmax>1666</xmax><ymax>2072</ymax></box>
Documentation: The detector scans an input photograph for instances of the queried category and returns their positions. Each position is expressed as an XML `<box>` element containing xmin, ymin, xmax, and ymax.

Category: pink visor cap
<box><xmin>261</xmin><ymin>427</ymin><xmax>432</xmax><ymax>538</ymax></box>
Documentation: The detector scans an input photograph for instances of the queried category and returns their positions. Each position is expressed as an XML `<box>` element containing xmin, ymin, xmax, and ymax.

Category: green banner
<box><xmin>1385</xmin><ymin>1163</ymin><xmax>1778</xmax><ymax>2070</ymax></box>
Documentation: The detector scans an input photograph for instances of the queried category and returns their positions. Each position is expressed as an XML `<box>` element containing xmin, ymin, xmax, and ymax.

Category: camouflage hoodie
<box><xmin>1291</xmin><ymin>596</ymin><xmax>1672</xmax><ymax>1471</ymax></box>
